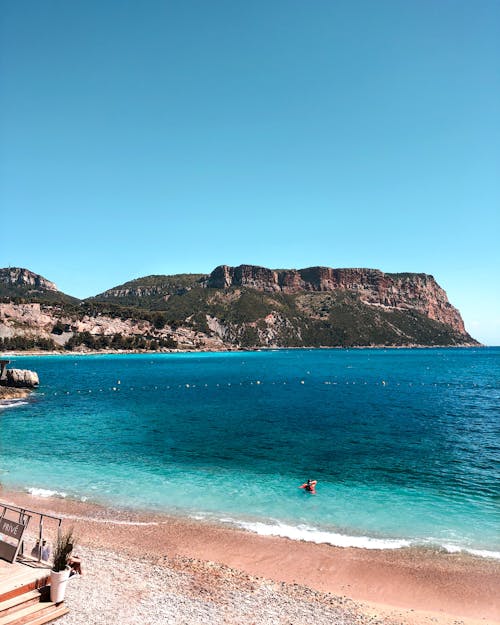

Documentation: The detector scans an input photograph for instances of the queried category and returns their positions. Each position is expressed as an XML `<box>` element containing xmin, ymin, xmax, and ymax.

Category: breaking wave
<box><xmin>26</xmin><ymin>487</ymin><xmax>67</xmax><ymax>498</ymax></box>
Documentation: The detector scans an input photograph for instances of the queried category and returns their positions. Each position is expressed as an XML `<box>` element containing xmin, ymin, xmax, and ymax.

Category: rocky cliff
<box><xmin>0</xmin><ymin>267</ymin><xmax>58</xmax><ymax>293</ymax></box>
<box><xmin>206</xmin><ymin>265</ymin><xmax>465</xmax><ymax>334</ymax></box>
<box><xmin>0</xmin><ymin>267</ymin><xmax>77</xmax><ymax>304</ymax></box>
<box><xmin>0</xmin><ymin>302</ymin><xmax>223</xmax><ymax>352</ymax></box>
<box><xmin>0</xmin><ymin>265</ymin><xmax>477</xmax><ymax>350</ymax></box>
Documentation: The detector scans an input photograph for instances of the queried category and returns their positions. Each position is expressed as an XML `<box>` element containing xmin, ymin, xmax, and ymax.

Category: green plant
<box><xmin>52</xmin><ymin>528</ymin><xmax>75</xmax><ymax>572</ymax></box>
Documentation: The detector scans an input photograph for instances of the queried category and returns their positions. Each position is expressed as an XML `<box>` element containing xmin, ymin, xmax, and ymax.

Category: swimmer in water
<box><xmin>299</xmin><ymin>479</ymin><xmax>317</xmax><ymax>494</ymax></box>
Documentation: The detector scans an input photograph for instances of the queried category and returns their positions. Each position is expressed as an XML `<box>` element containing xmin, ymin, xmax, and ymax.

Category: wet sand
<box><xmin>2</xmin><ymin>488</ymin><xmax>499</xmax><ymax>625</ymax></box>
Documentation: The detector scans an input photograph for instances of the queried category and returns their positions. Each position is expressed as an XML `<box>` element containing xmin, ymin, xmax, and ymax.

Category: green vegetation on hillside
<box><xmin>0</xmin><ymin>336</ymin><xmax>57</xmax><ymax>351</ymax></box>
<box><xmin>64</xmin><ymin>332</ymin><xmax>177</xmax><ymax>351</ymax></box>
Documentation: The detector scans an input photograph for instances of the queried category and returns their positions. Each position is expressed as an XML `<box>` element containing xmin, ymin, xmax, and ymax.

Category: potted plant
<box><xmin>50</xmin><ymin>527</ymin><xmax>75</xmax><ymax>603</ymax></box>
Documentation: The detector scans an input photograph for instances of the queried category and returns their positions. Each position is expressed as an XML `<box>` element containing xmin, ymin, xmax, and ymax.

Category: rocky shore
<box><xmin>0</xmin><ymin>386</ymin><xmax>31</xmax><ymax>401</ymax></box>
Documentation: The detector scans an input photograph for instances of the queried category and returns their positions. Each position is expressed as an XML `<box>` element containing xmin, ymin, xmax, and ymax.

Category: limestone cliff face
<box><xmin>0</xmin><ymin>268</ymin><xmax>58</xmax><ymax>292</ymax></box>
<box><xmin>0</xmin><ymin>302</ymin><xmax>225</xmax><ymax>351</ymax></box>
<box><xmin>0</xmin><ymin>303</ymin><xmax>151</xmax><ymax>342</ymax></box>
<box><xmin>206</xmin><ymin>265</ymin><xmax>465</xmax><ymax>334</ymax></box>
<box><xmin>0</xmin><ymin>303</ymin><xmax>57</xmax><ymax>339</ymax></box>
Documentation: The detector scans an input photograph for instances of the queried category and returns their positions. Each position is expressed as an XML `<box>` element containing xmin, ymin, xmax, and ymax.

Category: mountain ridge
<box><xmin>0</xmin><ymin>265</ymin><xmax>478</xmax><ymax>351</ymax></box>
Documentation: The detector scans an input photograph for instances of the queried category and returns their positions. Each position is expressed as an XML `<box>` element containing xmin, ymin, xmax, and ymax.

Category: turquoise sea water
<box><xmin>0</xmin><ymin>348</ymin><xmax>498</xmax><ymax>557</ymax></box>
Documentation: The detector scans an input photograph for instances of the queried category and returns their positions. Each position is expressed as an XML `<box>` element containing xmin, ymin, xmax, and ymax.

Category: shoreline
<box><xmin>2</xmin><ymin>488</ymin><xmax>499</xmax><ymax>624</ymax></box>
<box><xmin>0</xmin><ymin>343</ymin><xmax>485</xmax><ymax>357</ymax></box>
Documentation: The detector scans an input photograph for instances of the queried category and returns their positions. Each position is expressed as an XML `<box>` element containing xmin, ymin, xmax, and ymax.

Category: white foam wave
<box><xmin>227</xmin><ymin>519</ymin><xmax>411</xmax><ymax>550</ymax></box>
<box><xmin>26</xmin><ymin>487</ymin><xmax>67</xmax><ymax>498</ymax></box>
<box><xmin>57</xmin><ymin>513</ymin><xmax>161</xmax><ymax>526</ymax></box>
<box><xmin>441</xmin><ymin>543</ymin><xmax>462</xmax><ymax>553</ymax></box>
<box><xmin>465</xmin><ymin>548</ymin><xmax>500</xmax><ymax>560</ymax></box>
<box><xmin>0</xmin><ymin>400</ymin><xmax>29</xmax><ymax>410</ymax></box>
<box><xmin>225</xmin><ymin>520</ymin><xmax>500</xmax><ymax>559</ymax></box>
<box><xmin>442</xmin><ymin>543</ymin><xmax>500</xmax><ymax>560</ymax></box>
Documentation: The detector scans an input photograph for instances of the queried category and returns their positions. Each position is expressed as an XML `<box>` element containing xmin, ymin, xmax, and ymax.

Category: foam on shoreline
<box><xmin>26</xmin><ymin>487</ymin><xmax>68</xmax><ymax>498</ymax></box>
<box><xmin>14</xmin><ymin>485</ymin><xmax>500</xmax><ymax>561</ymax></box>
<box><xmin>221</xmin><ymin>517</ymin><xmax>412</xmax><ymax>549</ymax></box>
<box><xmin>220</xmin><ymin>517</ymin><xmax>500</xmax><ymax>559</ymax></box>
<box><xmin>0</xmin><ymin>399</ymin><xmax>30</xmax><ymax>409</ymax></box>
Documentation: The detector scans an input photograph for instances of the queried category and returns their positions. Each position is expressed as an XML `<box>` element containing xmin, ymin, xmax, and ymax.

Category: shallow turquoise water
<box><xmin>1</xmin><ymin>348</ymin><xmax>498</xmax><ymax>556</ymax></box>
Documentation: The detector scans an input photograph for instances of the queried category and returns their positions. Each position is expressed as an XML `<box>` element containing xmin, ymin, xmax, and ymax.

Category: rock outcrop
<box><xmin>0</xmin><ymin>302</ymin><xmax>226</xmax><ymax>352</ymax></box>
<box><xmin>0</xmin><ymin>268</ymin><xmax>58</xmax><ymax>293</ymax></box>
<box><xmin>5</xmin><ymin>368</ymin><xmax>39</xmax><ymax>388</ymax></box>
<box><xmin>0</xmin><ymin>386</ymin><xmax>31</xmax><ymax>400</ymax></box>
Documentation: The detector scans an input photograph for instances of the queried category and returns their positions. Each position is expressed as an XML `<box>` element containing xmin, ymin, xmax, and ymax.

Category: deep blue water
<box><xmin>1</xmin><ymin>348</ymin><xmax>499</xmax><ymax>556</ymax></box>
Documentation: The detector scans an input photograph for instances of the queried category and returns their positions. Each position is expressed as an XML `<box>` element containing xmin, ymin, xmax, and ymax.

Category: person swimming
<box><xmin>299</xmin><ymin>479</ymin><xmax>317</xmax><ymax>494</ymax></box>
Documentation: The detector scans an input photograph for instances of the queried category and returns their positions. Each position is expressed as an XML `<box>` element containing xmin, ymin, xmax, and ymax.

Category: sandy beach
<box><xmin>2</xmin><ymin>488</ymin><xmax>498</xmax><ymax>625</ymax></box>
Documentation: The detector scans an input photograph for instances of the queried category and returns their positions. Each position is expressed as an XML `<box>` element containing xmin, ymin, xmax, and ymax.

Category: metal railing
<box><xmin>0</xmin><ymin>501</ymin><xmax>63</xmax><ymax>563</ymax></box>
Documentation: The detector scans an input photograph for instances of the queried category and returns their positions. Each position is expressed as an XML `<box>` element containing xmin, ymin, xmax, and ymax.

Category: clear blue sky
<box><xmin>1</xmin><ymin>1</ymin><xmax>499</xmax><ymax>344</ymax></box>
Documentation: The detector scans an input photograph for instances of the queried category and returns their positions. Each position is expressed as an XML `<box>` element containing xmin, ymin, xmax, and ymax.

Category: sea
<box><xmin>0</xmin><ymin>348</ymin><xmax>498</xmax><ymax>558</ymax></box>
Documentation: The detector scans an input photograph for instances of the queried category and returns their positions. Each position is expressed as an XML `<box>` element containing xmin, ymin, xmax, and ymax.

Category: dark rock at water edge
<box><xmin>3</xmin><ymin>368</ymin><xmax>39</xmax><ymax>388</ymax></box>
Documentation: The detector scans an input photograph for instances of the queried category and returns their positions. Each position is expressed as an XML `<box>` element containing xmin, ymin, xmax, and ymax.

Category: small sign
<box><xmin>0</xmin><ymin>518</ymin><xmax>24</xmax><ymax>540</ymax></box>
<box><xmin>0</xmin><ymin>516</ymin><xmax>29</xmax><ymax>563</ymax></box>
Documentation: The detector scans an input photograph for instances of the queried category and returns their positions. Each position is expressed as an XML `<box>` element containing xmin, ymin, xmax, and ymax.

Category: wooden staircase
<box><xmin>0</xmin><ymin>569</ymin><xmax>68</xmax><ymax>625</ymax></box>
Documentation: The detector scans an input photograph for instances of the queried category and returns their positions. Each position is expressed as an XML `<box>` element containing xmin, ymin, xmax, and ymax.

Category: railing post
<box><xmin>18</xmin><ymin>509</ymin><xmax>26</xmax><ymax>556</ymax></box>
<box><xmin>38</xmin><ymin>516</ymin><xmax>44</xmax><ymax>562</ymax></box>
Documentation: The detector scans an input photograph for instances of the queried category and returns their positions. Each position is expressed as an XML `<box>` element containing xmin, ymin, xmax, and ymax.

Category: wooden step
<box><xmin>8</xmin><ymin>605</ymin><xmax>68</xmax><ymax>625</ymax></box>
<box><xmin>0</xmin><ymin>591</ymin><xmax>42</xmax><ymax>618</ymax></box>
<box><xmin>0</xmin><ymin>601</ymin><xmax>66</xmax><ymax>625</ymax></box>
<box><xmin>0</xmin><ymin>574</ymin><xmax>49</xmax><ymax>604</ymax></box>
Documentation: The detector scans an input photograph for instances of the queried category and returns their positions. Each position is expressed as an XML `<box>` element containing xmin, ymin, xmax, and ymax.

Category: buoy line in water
<box><xmin>45</xmin><ymin>378</ymin><xmax>467</xmax><ymax>397</ymax></box>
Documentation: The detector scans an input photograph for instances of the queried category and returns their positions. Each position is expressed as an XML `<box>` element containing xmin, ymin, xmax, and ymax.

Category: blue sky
<box><xmin>1</xmin><ymin>1</ymin><xmax>499</xmax><ymax>344</ymax></box>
